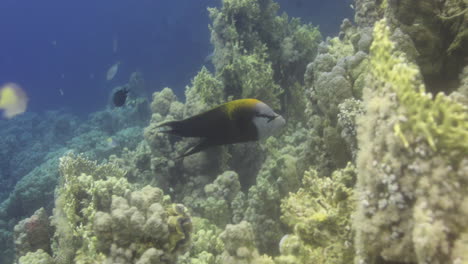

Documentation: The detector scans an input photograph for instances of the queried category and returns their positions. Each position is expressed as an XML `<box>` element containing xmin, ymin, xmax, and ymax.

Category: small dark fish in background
<box><xmin>113</xmin><ymin>88</ymin><xmax>129</xmax><ymax>107</ymax></box>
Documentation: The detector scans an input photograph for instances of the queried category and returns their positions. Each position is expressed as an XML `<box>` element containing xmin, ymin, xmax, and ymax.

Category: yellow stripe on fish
<box><xmin>221</xmin><ymin>98</ymin><xmax>261</xmax><ymax>120</ymax></box>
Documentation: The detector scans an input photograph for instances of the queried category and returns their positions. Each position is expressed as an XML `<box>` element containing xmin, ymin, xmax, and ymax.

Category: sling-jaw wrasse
<box><xmin>158</xmin><ymin>98</ymin><xmax>285</xmax><ymax>158</ymax></box>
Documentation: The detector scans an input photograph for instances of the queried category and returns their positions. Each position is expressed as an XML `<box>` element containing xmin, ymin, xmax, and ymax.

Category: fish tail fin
<box><xmin>175</xmin><ymin>139</ymin><xmax>214</xmax><ymax>159</ymax></box>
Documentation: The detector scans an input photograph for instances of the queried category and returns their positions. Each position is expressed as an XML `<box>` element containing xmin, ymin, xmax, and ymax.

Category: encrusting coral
<box><xmin>217</xmin><ymin>221</ymin><xmax>274</xmax><ymax>264</ymax></box>
<box><xmin>302</xmin><ymin>19</ymin><xmax>369</xmax><ymax>176</ymax></box>
<box><xmin>9</xmin><ymin>153</ymin><xmax>193</xmax><ymax>264</ymax></box>
<box><xmin>278</xmin><ymin>163</ymin><xmax>356</xmax><ymax>264</ymax></box>
<box><xmin>18</xmin><ymin>249</ymin><xmax>55</xmax><ymax>264</ymax></box>
<box><xmin>14</xmin><ymin>207</ymin><xmax>52</xmax><ymax>261</ymax></box>
<box><xmin>354</xmin><ymin>19</ymin><xmax>468</xmax><ymax>264</ymax></box>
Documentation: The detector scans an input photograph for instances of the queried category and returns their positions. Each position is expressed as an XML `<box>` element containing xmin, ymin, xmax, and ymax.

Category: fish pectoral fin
<box><xmin>176</xmin><ymin>139</ymin><xmax>215</xmax><ymax>159</ymax></box>
<box><xmin>156</xmin><ymin>121</ymin><xmax>180</xmax><ymax>135</ymax></box>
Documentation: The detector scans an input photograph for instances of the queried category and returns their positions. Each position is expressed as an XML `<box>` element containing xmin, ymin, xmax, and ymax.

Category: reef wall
<box><xmin>7</xmin><ymin>0</ymin><xmax>468</xmax><ymax>263</ymax></box>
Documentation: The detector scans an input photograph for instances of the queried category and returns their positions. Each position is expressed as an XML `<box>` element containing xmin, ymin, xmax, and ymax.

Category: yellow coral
<box><xmin>370</xmin><ymin>19</ymin><xmax>468</xmax><ymax>157</ymax></box>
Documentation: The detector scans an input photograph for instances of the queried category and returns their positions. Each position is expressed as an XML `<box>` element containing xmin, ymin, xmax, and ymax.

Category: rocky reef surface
<box><xmin>3</xmin><ymin>0</ymin><xmax>467</xmax><ymax>263</ymax></box>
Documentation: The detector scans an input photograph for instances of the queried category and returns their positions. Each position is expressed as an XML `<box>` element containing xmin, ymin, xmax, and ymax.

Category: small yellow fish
<box><xmin>0</xmin><ymin>83</ymin><xmax>28</xmax><ymax>119</ymax></box>
<box><xmin>107</xmin><ymin>137</ymin><xmax>118</xmax><ymax>148</ymax></box>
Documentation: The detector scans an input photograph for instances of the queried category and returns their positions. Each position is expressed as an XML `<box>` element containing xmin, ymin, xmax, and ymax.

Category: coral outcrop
<box><xmin>11</xmin><ymin>154</ymin><xmax>192</xmax><ymax>264</ymax></box>
<box><xmin>5</xmin><ymin>1</ymin><xmax>467</xmax><ymax>264</ymax></box>
<box><xmin>354</xmin><ymin>19</ymin><xmax>468</xmax><ymax>264</ymax></box>
<box><xmin>277</xmin><ymin>164</ymin><xmax>356</xmax><ymax>264</ymax></box>
<box><xmin>52</xmin><ymin>154</ymin><xmax>192</xmax><ymax>264</ymax></box>
<box><xmin>14</xmin><ymin>207</ymin><xmax>52</xmax><ymax>261</ymax></box>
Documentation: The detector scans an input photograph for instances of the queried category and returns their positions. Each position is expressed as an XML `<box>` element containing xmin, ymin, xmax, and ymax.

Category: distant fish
<box><xmin>59</xmin><ymin>88</ymin><xmax>64</xmax><ymax>96</ymax></box>
<box><xmin>204</xmin><ymin>51</ymin><xmax>214</xmax><ymax>62</ymax></box>
<box><xmin>106</xmin><ymin>62</ymin><xmax>120</xmax><ymax>81</ymax></box>
<box><xmin>113</xmin><ymin>35</ymin><xmax>118</xmax><ymax>53</ymax></box>
<box><xmin>51</xmin><ymin>40</ymin><xmax>57</xmax><ymax>46</ymax></box>
<box><xmin>113</xmin><ymin>88</ymin><xmax>129</xmax><ymax>107</ymax></box>
<box><xmin>350</xmin><ymin>4</ymin><xmax>354</xmax><ymax>9</ymax></box>
<box><xmin>0</xmin><ymin>83</ymin><xmax>28</xmax><ymax>119</ymax></box>
<box><xmin>107</xmin><ymin>137</ymin><xmax>118</xmax><ymax>148</ymax></box>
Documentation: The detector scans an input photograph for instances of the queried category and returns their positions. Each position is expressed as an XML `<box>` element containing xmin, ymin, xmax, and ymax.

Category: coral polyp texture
<box><xmin>4</xmin><ymin>0</ymin><xmax>468</xmax><ymax>264</ymax></box>
<box><xmin>354</xmin><ymin>19</ymin><xmax>468</xmax><ymax>264</ymax></box>
<box><xmin>12</xmin><ymin>153</ymin><xmax>192</xmax><ymax>264</ymax></box>
<box><xmin>278</xmin><ymin>163</ymin><xmax>356</xmax><ymax>264</ymax></box>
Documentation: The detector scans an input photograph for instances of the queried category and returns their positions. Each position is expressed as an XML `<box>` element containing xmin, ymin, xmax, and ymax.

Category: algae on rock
<box><xmin>354</xmin><ymin>19</ymin><xmax>468</xmax><ymax>264</ymax></box>
<box><xmin>278</xmin><ymin>164</ymin><xmax>356</xmax><ymax>264</ymax></box>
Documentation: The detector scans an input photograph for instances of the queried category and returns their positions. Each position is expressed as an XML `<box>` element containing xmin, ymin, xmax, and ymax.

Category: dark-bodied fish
<box><xmin>113</xmin><ymin>88</ymin><xmax>129</xmax><ymax>107</ymax></box>
<box><xmin>158</xmin><ymin>98</ymin><xmax>286</xmax><ymax>158</ymax></box>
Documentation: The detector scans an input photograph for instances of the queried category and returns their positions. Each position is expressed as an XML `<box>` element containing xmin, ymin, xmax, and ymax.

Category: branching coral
<box><xmin>49</xmin><ymin>153</ymin><xmax>192</xmax><ymax>264</ymax></box>
<box><xmin>279</xmin><ymin>164</ymin><xmax>356</xmax><ymax>264</ymax></box>
<box><xmin>370</xmin><ymin>19</ymin><xmax>468</xmax><ymax>158</ymax></box>
<box><xmin>209</xmin><ymin>0</ymin><xmax>321</xmax><ymax>115</ymax></box>
<box><xmin>18</xmin><ymin>249</ymin><xmax>55</xmax><ymax>264</ymax></box>
<box><xmin>184</xmin><ymin>66</ymin><xmax>224</xmax><ymax>116</ymax></box>
<box><xmin>52</xmin><ymin>153</ymin><xmax>133</xmax><ymax>263</ymax></box>
<box><xmin>354</xmin><ymin>19</ymin><xmax>468</xmax><ymax>264</ymax></box>
<box><xmin>220</xmin><ymin>45</ymin><xmax>283</xmax><ymax>109</ymax></box>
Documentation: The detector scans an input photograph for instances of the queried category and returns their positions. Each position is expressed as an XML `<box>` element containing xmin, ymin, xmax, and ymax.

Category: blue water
<box><xmin>0</xmin><ymin>0</ymin><xmax>352</xmax><ymax>116</ymax></box>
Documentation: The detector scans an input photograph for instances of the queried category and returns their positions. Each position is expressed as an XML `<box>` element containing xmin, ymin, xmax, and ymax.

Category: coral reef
<box><xmin>18</xmin><ymin>249</ymin><xmax>55</xmax><ymax>264</ymax></box>
<box><xmin>9</xmin><ymin>154</ymin><xmax>192</xmax><ymax>264</ymax></box>
<box><xmin>195</xmin><ymin>171</ymin><xmax>242</xmax><ymax>227</ymax></box>
<box><xmin>356</xmin><ymin>0</ymin><xmax>467</xmax><ymax>93</ymax></box>
<box><xmin>49</xmin><ymin>154</ymin><xmax>192</xmax><ymax>264</ymax></box>
<box><xmin>354</xmin><ymin>19</ymin><xmax>468</xmax><ymax>264</ymax></box>
<box><xmin>208</xmin><ymin>0</ymin><xmax>321</xmax><ymax>113</ymax></box>
<box><xmin>0</xmin><ymin>72</ymin><xmax>152</xmax><ymax>263</ymax></box>
<box><xmin>0</xmin><ymin>111</ymin><xmax>78</xmax><ymax>202</ymax></box>
<box><xmin>4</xmin><ymin>1</ymin><xmax>467</xmax><ymax>264</ymax></box>
<box><xmin>278</xmin><ymin>164</ymin><xmax>356</xmax><ymax>264</ymax></box>
<box><xmin>217</xmin><ymin>221</ymin><xmax>274</xmax><ymax>264</ymax></box>
<box><xmin>302</xmin><ymin>19</ymin><xmax>369</xmax><ymax>176</ymax></box>
<box><xmin>242</xmin><ymin>125</ymin><xmax>308</xmax><ymax>255</ymax></box>
<box><xmin>178</xmin><ymin>217</ymin><xmax>224</xmax><ymax>264</ymax></box>
<box><xmin>14</xmin><ymin>207</ymin><xmax>52</xmax><ymax>261</ymax></box>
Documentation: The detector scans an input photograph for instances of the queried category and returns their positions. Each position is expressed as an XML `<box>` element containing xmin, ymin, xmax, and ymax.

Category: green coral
<box><xmin>150</xmin><ymin>87</ymin><xmax>178</xmax><ymax>117</ymax></box>
<box><xmin>18</xmin><ymin>249</ymin><xmax>55</xmax><ymax>264</ymax></box>
<box><xmin>184</xmin><ymin>66</ymin><xmax>224</xmax><ymax>115</ymax></box>
<box><xmin>209</xmin><ymin>0</ymin><xmax>321</xmax><ymax>115</ymax></box>
<box><xmin>371</xmin><ymin>19</ymin><xmax>468</xmax><ymax>158</ymax></box>
<box><xmin>337</xmin><ymin>98</ymin><xmax>365</xmax><ymax>160</ymax></box>
<box><xmin>218</xmin><ymin>221</ymin><xmax>274</xmax><ymax>264</ymax></box>
<box><xmin>354</xmin><ymin>19</ymin><xmax>468</xmax><ymax>264</ymax></box>
<box><xmin>201</xmin><ymin>171</ymin><xmax>242</xmax><ymax>227</ymax></box>
<box><xmin>53</xmin><ymin>153</ymin><xmax>132</xmax><ymax>263</ymax></box>
<box><xmin>178</xmin><ymin>217</ymin><xmax>224</xmax><ymax>264</ymax></box>
<box><xmin>51</xmin><ymin>153</ymin><xmax>192</xmax><ymax>264</ymax></box>
<box><xmin>279</xmin><ymin>164</ymin><xmax>356</xmax><ymax>264</ymax></box>
<box><xmin>220</xmin><ymin>45</ymin><xmax>283</xmax><ymax>109</ymax></box>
